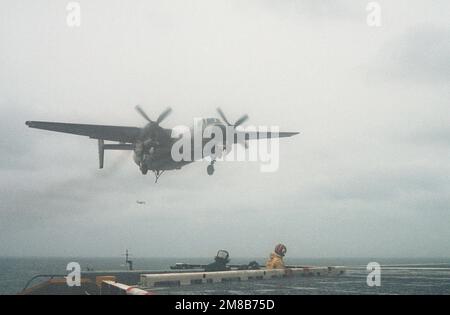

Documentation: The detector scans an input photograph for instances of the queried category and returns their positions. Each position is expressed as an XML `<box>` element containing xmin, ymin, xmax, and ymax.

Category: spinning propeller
<box><xmin>216</xmin><ymin>108</ymin><xmax>249</xmax><ymax>149</ymax></box>
<box><xmin>135</xmin><ymin>105</ymin><xmax>172</xmax><ymax>126</ymax></box>
<box><xmin>217</xmin><ymin>108</ymin><xmax>248</xmax><ymax>128</ymax></box>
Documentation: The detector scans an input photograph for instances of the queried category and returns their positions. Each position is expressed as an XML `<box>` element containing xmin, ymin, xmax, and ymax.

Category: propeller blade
<box><xmin>156</xmin><ymin>107</ymin><xmax>172</xmax><ymax>125</ymax></box>
<box><xmin>217</xmin><ymin>108</ymin><xmax>232</xmax><ymax>126</ymax></box>
<box><xmin>217</xmin><ymin>108</ymin><xmax>248</xmax><ymax>127</ymax></box>
<box><xmin>135</xmin><ymin>105</ymin><xmax>153</xmax><ymax>123</ymax></box>
<box><xmin>234</xmin><ymin>114</ymin><xmax>249</xmax><ymax>127</ymax></box>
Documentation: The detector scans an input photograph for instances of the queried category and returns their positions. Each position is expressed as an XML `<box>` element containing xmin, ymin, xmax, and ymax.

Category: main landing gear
<box><xmin>139</xmin><ymin>161</ymin><xmax>164</xmax><ymax>183</ymax></box>
<box><xmin>153</xmin><ymin>170</ymin><xmax>164</xmax><ymax>183</ymax></box>
<box><xmin>207</xmin><ymin>160</ymin><xmax>216</xmax><ymax>176</ymax></box>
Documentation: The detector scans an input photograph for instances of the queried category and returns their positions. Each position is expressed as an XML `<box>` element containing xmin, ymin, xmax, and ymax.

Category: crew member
<box><xmin>266</xmin><ymin>243</ymin><xmax>287</xmax><ymax>269</ymax></box>
<box><xmin>204</xmin><ymin>250</ymin><xmax>230</xmax><ymax>272</ymax></box>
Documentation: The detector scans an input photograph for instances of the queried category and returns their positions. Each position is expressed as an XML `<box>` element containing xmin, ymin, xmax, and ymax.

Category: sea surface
<box><xmin>0</xmin><ymin>257</ymin><xmax>449</xmax><ymax>295</ymax></box>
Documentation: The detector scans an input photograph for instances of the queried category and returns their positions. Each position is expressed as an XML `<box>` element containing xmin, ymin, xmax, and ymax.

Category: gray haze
<box><xmin>0</xmin><ymin>0</ymin><xmax>449</xmax><ymax>258</ymax></box>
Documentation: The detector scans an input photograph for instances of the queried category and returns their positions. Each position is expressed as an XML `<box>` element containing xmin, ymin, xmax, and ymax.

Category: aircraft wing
<box><xmin>25</xmin><ymin>121</ymin><xmax>141</xmax><ymax>143</ymax></box>
<box><xmin>235</xmin><ymin>131</ymin><xmax>299</xmax><ymax>141</ymax></box>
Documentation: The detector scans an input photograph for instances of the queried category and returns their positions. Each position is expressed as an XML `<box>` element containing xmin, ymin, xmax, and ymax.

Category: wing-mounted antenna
<box><xmin>98</xmin><ymin>139</ymin><xmax>105</xmax><ymax>169</ymax></box>
<box><xmin>97</xmin><ymin>139</ymin><xmax>134</xmax><ymax>169</ymax></box>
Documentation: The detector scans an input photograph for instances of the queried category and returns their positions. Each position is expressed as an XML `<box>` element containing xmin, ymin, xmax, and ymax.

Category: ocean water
<box><xmin>0</xmin><ymin>257</ymin><xmax>449</xmax><ymax>295</ymax></box>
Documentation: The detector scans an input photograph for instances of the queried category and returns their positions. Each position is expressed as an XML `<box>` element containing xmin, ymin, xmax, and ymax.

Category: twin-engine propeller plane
<box><xmin>26</xmin><ymin>107</ymin><xmax>298</xmax><ymax>182</ymax></box>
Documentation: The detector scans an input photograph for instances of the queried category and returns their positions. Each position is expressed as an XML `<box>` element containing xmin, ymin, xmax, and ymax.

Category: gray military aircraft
<box><xmin>26</xmin><ymin>107</ymin><xmax>298</xmax><ymax>182</ymax></box>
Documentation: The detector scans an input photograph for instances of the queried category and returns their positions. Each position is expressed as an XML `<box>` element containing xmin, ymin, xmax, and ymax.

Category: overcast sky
<box><xmin>0</xmin><ymin>0</ymin><xmax>449</xmax><ymax>259</ymax></box>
